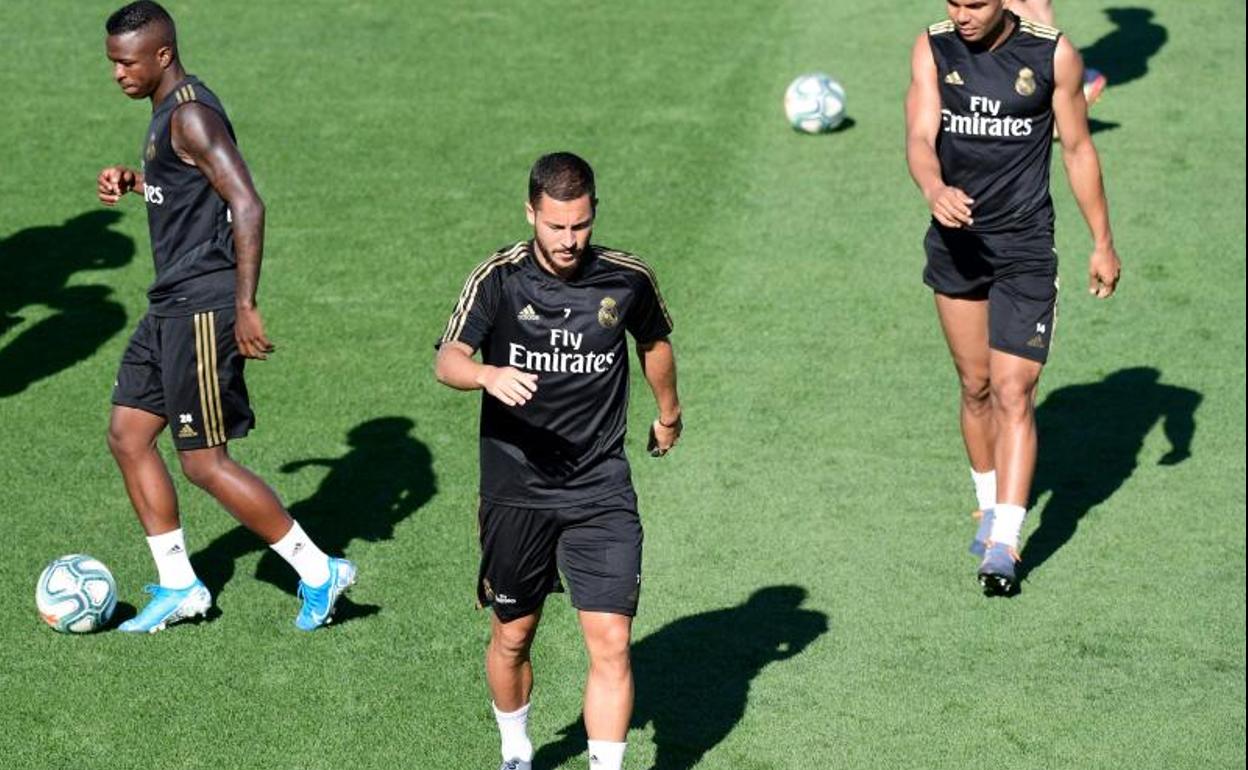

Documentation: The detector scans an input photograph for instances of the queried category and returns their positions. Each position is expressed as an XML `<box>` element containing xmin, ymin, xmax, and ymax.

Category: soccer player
<box><xmin>434</xmin><ymin>152</ymin><xmax>682</xmax><ymax>770</ymax></box>
<box><xmin>905</xmin><ymin>0</ymin><xmax>1120</xmax><ymax>594</ymax></box>
<box><xmin>97</xmin><ymin>1</ymin><xmax>354</xmax><ymax>631</ymax></box>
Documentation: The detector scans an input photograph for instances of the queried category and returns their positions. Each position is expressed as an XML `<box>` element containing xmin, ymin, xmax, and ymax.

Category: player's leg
<box><xmin>980</xmin><ymin>349</ymin><xmax>1043</xmax><ymax>592</ymax></box>
<box><xmin>487</xmin><ymin>611</ymin><xmax>542</xmax><ymax>770</ymax></box>
<box><xmin>559</xmin><ymin>493</ymin><xmax>643</xmax><ymax>770</ymax></box>
<box><xmin>579</xmin><ymin>611</ymin><xmax>634</xmax><ymax>770</ymax></box>
<box><xmin>108</xmin><ymin>405</ymin><xmax>179</xmax><ymax>537</ymax></box>
<box><xmin>177</xmin><ymin>446</ymin><xmax>294</xmax><ymax>541</ymax></box>
<box><xmin>169</xmin><ymin>310</ymin><xmax>353</xmax><ymax>627</ymax></box>
<box><xmin>988</xmin><ymin>350</ymin><xmax>1043</xmax><ymax>517</ymax></box>
<box><xmin>478</xmin><ymin>501</ymin><xmax>561</xmax><ymax>769</ymax></box>
<box><xmin>110</xmin><ymin>317</ymin><xmax>212</xmax><ymax>633</ymax></box>
<box><xmin>978</xmin><ymin>258</ymin><xmax>1056</xmax><ymax>594</ymax></box>
<box><xmin>934</xmin><ymin>293</ymin><xmax>998</xmax><ymax>553</ymax></box>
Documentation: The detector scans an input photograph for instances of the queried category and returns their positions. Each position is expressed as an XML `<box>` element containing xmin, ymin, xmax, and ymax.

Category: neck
<box><xmin>984</xmin><ymin>11</ymin><xmax>1016</xmax><ymax>51</ymax></box>
<box><xmin>150</xmin><ymin>63</ymin><xmax>188</xmax><ymax>107</ymax></box>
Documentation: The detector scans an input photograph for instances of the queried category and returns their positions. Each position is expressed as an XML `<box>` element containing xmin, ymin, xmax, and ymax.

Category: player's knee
<box><xmin>491</xmin><ymin>618</ymin><xmax>538</xmax><ymax>659</ymax></box>
<box><xmin>991</xmin><ymin>378</ymin><xmax>1035</xmax><ymax>419</ymax></box>
<box><xmin>106</xmin><ymin>423</ymin><xmax>151</xmax><ymax>461</ymax></box>
<box><xmin>177</xmin><ymin>452</ymin><xmax>223</xmax><ymax>489</ymax></box>
<box><xmin>585</xmin><ymin>621</ymin><xmax>632</xmax><ymax>667</ymax></box>
<box><xmin>959</xmin><ymin>374</ymin><xmax>992</xmax><ymax>409</ymax></box>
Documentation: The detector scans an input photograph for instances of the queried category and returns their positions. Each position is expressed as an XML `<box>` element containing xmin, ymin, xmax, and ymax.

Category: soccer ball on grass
<box><xmin>36</xmin><ymin>554</ymin><xmax>117</xmax><ymax>633</ymax></box>
<box><xmin>784</xmin><ymin>73</ymin><xmax>847</xmax><ymax>133</ymax></box>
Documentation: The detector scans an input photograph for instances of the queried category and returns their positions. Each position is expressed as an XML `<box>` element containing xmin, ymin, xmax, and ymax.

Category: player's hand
<box><xmin>235</xmin><ymin>304</ymin><xmax>275</xmax><ymax>359</ymax></box>
<box><xmin>647</xmin><ymin>412</ymin><xmax>682</xmax><ymax>457</ymax></box>
<box><xmin>1088</xmin><ymin>244</ymin><xmax>1121</xmax><ymax>298</ymax></box>
<box><xmin>477</xmin><ymin>365</ymin><xmax>538</xmax><ymax>407</ymax></box>
<box><xmin>97</xmin><ymin>166</ymin><xmax>138</xmax><ymax>206</ymax></box>
<box><xmin>926</xmin><ymin>185</ymin><xmax>974</xmax><ymax>229</ymax></box>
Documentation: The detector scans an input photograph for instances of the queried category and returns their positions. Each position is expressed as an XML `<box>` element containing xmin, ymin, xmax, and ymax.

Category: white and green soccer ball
<box><xmin>784</xmin><ymin>73</ymin><xmax>847</xmax><ymax>133</ymax></box>
<box><xmin>36</xmin><ymin>554</ymin><xmax>117</xmax><ymax>633</ymax></box>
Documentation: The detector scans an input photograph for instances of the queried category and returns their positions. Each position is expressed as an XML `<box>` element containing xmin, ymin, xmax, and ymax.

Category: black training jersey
<box><xmin>439</xmin><ymin>241</ymin><xmax>674</xmax><ymax>508</ymax></box>
<box><xmin>141</xmin><ymin>77</ymin><xmax>237</xmax><ymax>315</ymax></box>
<box><xmin>928</xmin><ymin>14</ymin><xmax>1061</xmax><ymax>233</ymax></box>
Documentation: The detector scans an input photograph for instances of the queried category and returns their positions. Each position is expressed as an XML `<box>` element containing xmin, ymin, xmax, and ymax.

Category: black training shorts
<box><xmin>477</xmin><ymin>489</ymin><xmax>643</xmax><ymax>622</ymax></box>
<box><xmin>112</xmin><ymin>308</ymin><xmax>254</xmax><ymax>450</ymax></box>
<box><xmin>923</xmin><ymin>223</ymin><xmax>1059</xmax><ymax>363</ymax></box>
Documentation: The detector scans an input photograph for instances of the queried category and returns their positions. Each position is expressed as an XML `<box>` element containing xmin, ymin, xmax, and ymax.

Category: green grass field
<box><xmin>1</xmin><ymin>2</ymin><xmax>1243</xmax><ymax>768</ymax></box>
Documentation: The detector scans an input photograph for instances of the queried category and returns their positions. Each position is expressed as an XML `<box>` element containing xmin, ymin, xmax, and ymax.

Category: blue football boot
<box><xmin>969</xmin><ymin>508</ymin><xmax>995</xmax><ymax>558</ymax></box>
<box><xmin>977</xmin><ymin>543</ymin><xmax>1019</xmax><ymax>596</ymax></box>
<box><xmin>295</xmin><ymin>557</ymin><xmax>357</xmax><ymax>631</ymax></box>
<box><xmin>118</xmin><ymin>580</ymin><xmax>212</xmax><ymax>633</ymax></box>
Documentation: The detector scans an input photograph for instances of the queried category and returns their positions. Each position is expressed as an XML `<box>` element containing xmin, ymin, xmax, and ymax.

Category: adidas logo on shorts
<box><xmin>177</xmin><ymin>424</ymin><xmax>198</xmax><ymax>439</ymax></box>
<box><xmin>517</xmin><ymin>304</ymin><xmax>540</xmax><ymax>322</ymax></box>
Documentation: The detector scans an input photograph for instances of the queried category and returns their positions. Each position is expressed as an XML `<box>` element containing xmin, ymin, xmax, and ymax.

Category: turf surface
<box><xmin>0</xmin><ymin>1</ymin><xmax>1243</xmax><ymax>768</ymax></box>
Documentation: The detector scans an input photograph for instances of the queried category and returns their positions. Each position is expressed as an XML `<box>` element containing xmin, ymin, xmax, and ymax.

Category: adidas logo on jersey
<box><xmin>944</xmin><ymin>70</ymin><xmax>964</xmax><ymax>86</ymax></box>
<box><xmin>517</xmin><ymin>304</ymin><xmax>540</xmax><ymax>322</ymax></box>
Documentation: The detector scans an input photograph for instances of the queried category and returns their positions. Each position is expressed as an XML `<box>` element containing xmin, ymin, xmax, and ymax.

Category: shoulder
<box><xmin>460</xmin><ymin>241</ymin><xmax>530</xmax><ymax>287</ymax></box>
<box><xmin>1017</xmin><ymin>17</ymin><xmax>1062</xmax><ymax>42</ymax></box>
<box><xmin>170</xmin><ymin>100</ymin><xmax>230</xmax><ymax>152</ymax></box>
<box><xmin>924</xmin><ymin>19</ymin><xmax>959</xmax><ymax>58</ymax></box>
<box><xmin>591</xmin><ymin>245</ymin><xmax>663</xmax><ymax>288</ymax></box>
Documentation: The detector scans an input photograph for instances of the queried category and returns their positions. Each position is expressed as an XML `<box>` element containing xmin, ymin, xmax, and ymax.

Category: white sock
<box><xmin>493</xmin><ymin>702</ymin><xmax>533</xmax><ymax>762</ymax></box>
<box><xmin>146</xmin><ymin>528</ymin><xmax>197</xmax><ymax>589</ymax></box>
<box><xmin>588</xmin><ymin>740</ymin><xmax>627</xmax><ymax>770</ymax></box>
<box><xmin>971</xmin><ymin>468</ymin><xmax>996</xmax><ymax>514</ymax></box>
<box><xmin>269</xmin><ymin>521</ymin><xmax>331</xmax><ymax>586</ymax></box>
<box><xmin>989</xmin><ymin>503</ymin><xmax>1027</xmax><ymax>548</ymax></box>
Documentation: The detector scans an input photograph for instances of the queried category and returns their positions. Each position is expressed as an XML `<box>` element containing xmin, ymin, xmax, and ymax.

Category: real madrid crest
<box><xmin>145</xmin><ymin>134</ymin><xmax>157</xmax><ymax>161</ymax></box>
<box><xmin>597</xmin><ymin>297</ymin><xmax>619</xmax><ymax>328</ymax></box>
<box><xmin>1015</xmin><ymin>67</ymin><xmax>1036</xmax><ymax>97</ymax></box>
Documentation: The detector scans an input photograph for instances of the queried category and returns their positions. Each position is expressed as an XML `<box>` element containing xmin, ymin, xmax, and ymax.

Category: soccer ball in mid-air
<box><xmin>36</xmin><ymin>554</ymin><xmax>117</xmax><ymax>633</ymax></box>
<box><xmin>784</xmin><ymin>73</ymin><xmax>847</xmax><ymax>133</ymax></box>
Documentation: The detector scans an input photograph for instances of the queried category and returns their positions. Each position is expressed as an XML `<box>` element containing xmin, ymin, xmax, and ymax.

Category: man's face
<box><xmin>946</xmin><ymin>0</ymin><xmax>1007</xmax><ymax>43</ymax></box>
<box><xmin>106</xmin><ymin>30</ymin><xmax>171</xmax><ymax>100</ymax></box>
<box><xmin>527</xmin><ymin>193</ymin><xmax>595</xmax><ymax>277</ymax></box>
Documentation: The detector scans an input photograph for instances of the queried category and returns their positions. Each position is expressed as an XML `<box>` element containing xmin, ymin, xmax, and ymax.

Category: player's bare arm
<box><xmin>637</xmin><ymin>337</ymin><xmax>682</xmax><ymax>456</ymax></box>
<box><xmin>1052</xmin><ymin>36</ymin><xmax>1120</xmax><ymax>298</ymax></box>
<box><xmin>906</xmin><ymin>32</ymin><xmax>974</xmax><ymax>228</ymax></box>
<box><xmin>435</xmin><ymin>340</ymin><xmax>539</xmax><ymax>407</ymax></box>
<box><xmin>97</xmin><ymin>165</ymin><xmax>144</xmax><ymax>205</ymax></box>
<box><xmin>171</xmin><ymin>101</ymin><xmax>275</xmax><ymax>357</ymax></box>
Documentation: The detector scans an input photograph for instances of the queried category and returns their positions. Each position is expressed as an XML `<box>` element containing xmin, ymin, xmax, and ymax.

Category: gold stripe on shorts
<box><xmin>194</xmin><ymin>312</ymin><xmax>225</xmax><ymax>446</ymax></box>
<box><xmin>205</xmin><ymin>311</ymin><xmax>226</xmax><ymax>445</ymax></box>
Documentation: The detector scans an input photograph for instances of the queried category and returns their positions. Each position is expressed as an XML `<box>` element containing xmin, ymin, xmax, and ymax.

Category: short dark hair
<box><xmin>106</xmin><ymin>1</ymin><xmax>176</xmax><ymax>46</ymax></box>
<box><xmin>528</xmin><ymin>152</ymin><xmax>596</xmax><ymax>207</ymax></box>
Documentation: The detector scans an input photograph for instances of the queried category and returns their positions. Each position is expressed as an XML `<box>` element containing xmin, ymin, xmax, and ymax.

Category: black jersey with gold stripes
<box><xmin>439</xmin><ymin>241</ymin><xmax>673</xmax><ymax>508</ymax></box>
<box><xmin>928</xmin><ymin>14</ymin><xmax>1061</xmax><ymax>233</ymax></box>
<box><xmin>141</xmin><ymin>76</ymin><xmax>238</xmax><ymax>316</ymax></box>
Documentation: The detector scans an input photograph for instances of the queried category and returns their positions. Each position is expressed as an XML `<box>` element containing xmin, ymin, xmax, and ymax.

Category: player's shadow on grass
<box><xmin>534</xmin><ymin>586</ymin><xmax>828</xmax><ymax>770</ymax></box>
<box><xmin>1081</xmin><ymin>8</ymin><xmax>1168</xmax><ymax>91</ymax></box>
<box><xmin>192</xmin><ymin>417</ymin><xmax>436</xmax><ymax>623</ymax></box>
<box><xmin>0</xmin><ymin>210</ymin><xmax>134</xmax><ymax>397</ymax></box>
<box><xmin>1020</xmin><ymin>367</ymin><xmax>1200</xmax><ymax>583</ymax></box>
